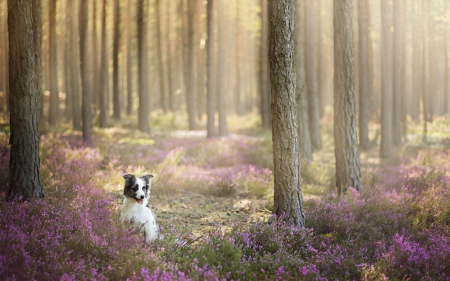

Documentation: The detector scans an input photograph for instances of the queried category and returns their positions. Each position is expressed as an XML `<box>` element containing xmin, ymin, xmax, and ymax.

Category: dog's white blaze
<box><xmin>135</xmin><ymin>178</ymin><xmax>146</xmax><ymax>199</ymax></box>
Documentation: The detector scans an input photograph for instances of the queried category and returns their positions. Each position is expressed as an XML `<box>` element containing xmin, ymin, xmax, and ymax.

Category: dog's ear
<box><xmin>123</xmin><ymin>174</ymin><xmax>136</xmax><ymax>183</ymax></box>
<box><xmin>141</xmin><ymin>174</ymin><xmax>154</xmax><ymax>182</ymax></box>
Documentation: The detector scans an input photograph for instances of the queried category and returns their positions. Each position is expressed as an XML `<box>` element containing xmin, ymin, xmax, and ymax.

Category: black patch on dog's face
<box><xmin>123</xmin><ymin>174</ymin><xmax>154</xmax><ymax>199</ymax></box>
<box><xmin>123</xmin><ymin>174</ymin><xmax>137</xmax><ymax>198</ymax></box>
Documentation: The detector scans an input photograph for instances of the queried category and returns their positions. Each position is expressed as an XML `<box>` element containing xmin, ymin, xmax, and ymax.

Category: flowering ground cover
<box><xmin>1</xmin><ymin>114</ymin><xmax>450</xmax><ymax>280</ymax></box>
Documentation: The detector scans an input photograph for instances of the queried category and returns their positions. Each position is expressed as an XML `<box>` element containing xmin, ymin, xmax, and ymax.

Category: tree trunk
<box><xmin>1</xmin><ymin>0</ymin><xmax>8</xmax><ymax>112</ymax></box>
<box><xmin>305</xmin><ymin>0</ymin><xmax>322</xmax><ymax>150</ymax></box>
<box><xmin>186</xmin><ymin>0</ymin><xmax>197</xmax><ymax>130</ymax></box>
<box><xmin>64</xmin><ymin>0</ymin><xmax>72</xmax><ymax>122</ymax></box>
<box><xmin>92</xmin><ymin>0</ymin><xmax>99</xmax><ymax>114</ymax></box>
<box><xmin>234</xmin><ymin>2</ymin><xmax>242</xmax><ymax>115</ymax></box>
<box><xmin>401</xmin><ymin>0</ymin><xmax>408</xmax><ymax>136</ymax></box>
<box><xmin>99</xmin><ymin>0</ymin><xmax>108</xmax><ymax>128</ymax></box>
<box><xmin>70</xmin><ymin>0</ymin><xmax>81</xmax><ymax>130</ymax></box>
<box><xmin>317</xmin><ymin>0</ymin><xmax>326</xmax><ymax>118</ymax></box>
<box><xmin>79</xmin><ymin>0</ymin><xmax>92</xmax><ymax>144</ymax></box>
<box><xmin>269</xmin><ymin>0</ymin><xmax>305</xmax><ymax>227</ymax></box>
<box><xmin>380</xmin><ymin>0</ymin><xmax>393</xmax><ymax>158</ymax></box>
<box><xmin>48</xmin><ymin>0</ymin><xmax>59</xmax><ymax>125</ymax></box>
<box><xmin>260</xmin><ymin>0</ymin><xmax>271</xmax><ymax>129</ymax></box>
<box><xmin>156</xmin><ymin>0</ymin><xmax>167</xmax><ymax>112</ymax></box>
<box><xmin>295</xmin><ymin>0</ymin><xmax>312</xmax><ymax>161</ymax></box>
<box><xmin>166</xmin><ymin>1</ymin><xmax>175</xmax><ymax>111</ymax></box>
<box><xmin>357</xmin><ymin>0</ymin><xmax>371</xmax><ymax>150</ymax></box>
<box><xmin>126</xmin><ymin>0</ymin><xmax>133</xmax><ymax>115</ymax></box>
<box><xmin>112</xmin><ymin>0</ymin><xmax>121</xmax><ymax>119</ymax></box>
<box><xmin>7</xmin><ymin>0</ymin><xmax>44</xmax><ymax>201</ymax></box>
<box><xmin>411</xmin><ymin>0</ymin><xmax>422</xmax><ymax>121</ymax></box>
<box><xmin>422</xmin><ymin>0</ymin><xmax>429</xmax><ymax>141</ymax></box>
<box><xmin>217</xmin><ymin>0</ymin><xmax>228</xmax><ymax>136</ymax></box>
<box><xmin>333</xmin><ymin>0</ymin><xmax>362</xmax><ymax>194</ymax></box>
<box><xmin>206</xmin><ymin>0</ymin><xmax>216</xmax><ymax>138</ymax></box>
<box><xmin>392</xmin><ymin>0</ymin><xmax>402</xmax><ymax>146</ymax></box>
<box><xmin>137</xmin><ymin>0</ymin><xmax>150</xmax><ymax>133</ymax></box>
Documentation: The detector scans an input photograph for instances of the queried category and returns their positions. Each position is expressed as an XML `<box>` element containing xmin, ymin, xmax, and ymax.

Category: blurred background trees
<box><xmin>1</xmin><ymin>0</ymin><xmax>450</xmax><ymax>157</ymax></box>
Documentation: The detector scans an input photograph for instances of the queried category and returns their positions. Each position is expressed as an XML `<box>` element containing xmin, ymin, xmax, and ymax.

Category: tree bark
<box><xmin>92</xmin><ymin>0</ymin><xmax>100</xmax><ymax>113</ymax></box>
<box><xmin>269</xmin><ymin>0</ymin><xmax>305</xmax><ymax>227</ymax></box>
<box><xmin>422</xmin><ymin>0</ymin><xmax>429</xmax><ymax>141</ymax></box>
<box><xmin>137</xmin><ymin>0</ymin><xmax>150</xmax><ymax>133</ymax></box>
<box><xmin>156</xmin><ymin>0</ymin><xmax>167</xmax><ymax>112</ymax></box>
<box><xmin>79</xmin><ymin>0</ymin><xmax>93</xmax><ymax>144</ymax></box>
<box><xmin>392</xmin><ymin>0</ymin><xmax>403</xmax><ymax>146</ymax></box>
<box><xmin>411</xmin><ymin>0</ymin><xmax>422</xmax><ymax>121</ymax></box>
<box><xmin>64</xmin><ymin>0</ymin><xmax>72</xmax><ymax>122</ymax></box>
<box><xmin>48</xmin><ymin>0</ymin><xmax>59</xmax><ymax>125</ymax></box>
<box><xmin>305</xmin><ymin>0</ymin><xmax>322</xmax><ymax>150</ymax></box>
<box><xmin>126</xmin><ymin>0</ymin><xmax>133</xmax><ymax>115</ymax></box>
<box><xmin>295</xmin><ymin>0</ymin><xmax>312</xmax><ymax>161</ymax></box>
<box><xmin>357</xmin><ymin>0</ymin><xmax>371</xmax><ymax>150</ymax></box>
<box><xmin>206</xmin><ymin>0</ymin><xmax>216</xmax><ymax>138</ymax></box>
<box><xmin>217</xmin><ymin>0</ymin><xmax>228</xmax><ymax>136</ymax></box>
<box><xmin>333</xmin><ymin>0</ymin><xmax>362</xmax><ymax>194</ymax></box>
<box><xmin>186</xmin><ymin>0</ymin><xmax>197</xmax><ymax>130</ymax></box>
<box><xmin>7</xmin><ymin>0</ymin><xmax>44</xmax><ymax>201</ymax></box>
<box><xmin>112</xmin><ymin>0</ymin><xmax>121</xmax><ymax>119</ymax></box>
<box><xmin>260</xmin><ymin>0</ymin><xmax>271</xmax><ymax>129</ymax></box>
<box><xmin>70</xmin><ymin>0</ymin><xmax>81</xmax><ymax>130</ymax></box>
<box><xmin>234</xmin><ymin>2</ymin><xmax>242</xmax><ymax>115</ymax></box>
<box><xmin>380</xmin><ymin>0</ymin><xmax>394</xmax><ymax>158</ymax></box>
<box><xmin>166</xmin><ymin>1</ymin><xmax>175</xmax><ymax>111</ymax></box>
<box><xmin>99</xmin><ymin>0</ymin><xmax>108</xmax><ymax>128</ymax></box>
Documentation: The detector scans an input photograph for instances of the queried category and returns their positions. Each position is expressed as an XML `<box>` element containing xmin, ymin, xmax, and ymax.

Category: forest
<box><xmin>1</xmin><ymin>0</ymin><xmax>450</xmax><ymax>280</ymax></box>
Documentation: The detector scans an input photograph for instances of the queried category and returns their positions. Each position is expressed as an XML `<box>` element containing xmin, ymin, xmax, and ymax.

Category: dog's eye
<box><xmin>132</xmin><ymin>185</ymin><xmax>138</xmax><ymax>191</ymax></box>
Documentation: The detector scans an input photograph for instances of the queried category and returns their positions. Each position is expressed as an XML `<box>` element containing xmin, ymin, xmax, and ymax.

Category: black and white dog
<box><xmin>120</xmin><ymin>174</ymin><xmax>161</xmax><ymax>242</ymax></box>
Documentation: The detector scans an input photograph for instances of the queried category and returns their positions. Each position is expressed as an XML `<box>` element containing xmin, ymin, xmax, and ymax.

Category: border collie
<box><xmin>120</xmin><ymin>174</ymin><xmax>161</xmax><ymax>242</ymax></box>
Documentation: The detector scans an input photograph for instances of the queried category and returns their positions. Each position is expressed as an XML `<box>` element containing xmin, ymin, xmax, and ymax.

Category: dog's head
<box><xmin>123</xmin><ymin>174</ymin><xmax>154</xmax><ymax>205</ymax></box>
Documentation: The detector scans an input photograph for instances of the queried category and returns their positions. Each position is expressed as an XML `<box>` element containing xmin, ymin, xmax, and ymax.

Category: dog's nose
<box><xmin>140</xmin><ymin>195</ymin><xmax>144</xmax><ymax>199</ymax></box>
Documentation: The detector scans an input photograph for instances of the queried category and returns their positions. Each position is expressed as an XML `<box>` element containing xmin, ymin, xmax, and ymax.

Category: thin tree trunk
<box><xmin>126</xmin><ymin>0</ymin><xmax>133</xmax><ymax>115</ymax></box>
<box><xmin>235</xmin><ymin>2</ymin><xmax>242</xmax><ymax>115</ymax></box>
<box><xmin>64</xmin><ymin>0</ymin><xmax>72</xmax><ymax>122</ymax></box>
<box><xmin>401</xmin><ymin>0</ymin><xmax>408</xmax><ymax>136</ymax></box>
<box><xmin>1</xmin><ymin>0</ymin><xmax>8</xmax><ymax>112</ymax></box>
<box><xmin>334</xmin><ymin>0</ymin><xmax>362</xmax><ymax>193</ymax></box>
<box><xmin>166</xmin><ymin>1</ymin><xmax>174</xmax><ymax>111</ymax></box>
<box><xmin>92</xmin><ymin>0</ymin><xmax>99</xmax><ymax>112</ymax></box>
<box><xmin>380</xmin><ymin>0</ymin><xmax>393</xmax><ymax>158</ymax></box>
<box><xmin>112</xmin><ymin>0</ymin><xmax>121</xmax><ymax>119</ymax></box>
<box><xmin>295</xmin><ymin>0</ymin><xmax>312</xmax><ymax>160</ymax></box>
<box><xmin>317</xmin><ymin>0</ymin><xmax>326</xmax><ymax>118</ymax></box>
<box><xmin>260</xmin><ymin>0</ymin><xmax>271</xmax><ymax>129</ymax></box>
<box><xmin>156</xmin><ymin>0</ymin><xmax>167</xmax><ymax>112</ymax></box>
<box><xmin>392</xmin><ymin>0</ymin><xmax>402</xmax><ymax>146</ymax></box>
<box><xmin>269</xmin><ymin>0</ymin><xmax>305</xmax><ymax>227</ymax></box>
<box><xmin>186</xmin><ymin>0</ymin><xmax>197</xmax><ymax>130</ymax></box>
<box><xmin>7</xmin><ymin>0</ymin><xmax>44</xmax><ymax>200</ymax></box>
<box><xmin>71</xmin><ymin>0</ymin><xmax>81</xmax><ymax>130</ymax></box>
<box><xmin>196</xmin><ymin>0</ymin><xmax>205</xmax><ymax>119</ymax></box>
<box><xmin>305</xmin><ymin>0</ymin><xmax>322</xmax><ymax>150</ymax></box>
<box><xmin>412</xmin><ymin>0</ymin><xmax>422</xmax><ymax>121</ymax></box>
<box><xmin>206</xmin><ymin>0</ymin><xmax>216</xmax><ymax>138</ymax></box>
<box><xmin>357</xmin><ymin>0</ymin><xmax>371</xmax><ymax>150</ymax></box>
<box><xmin>422</xmin><ymin>0</ymin><xmax>429</xmax><ymax>141</ymax></box>
<box><xmin>79</xmin><ymin>0</ymin><xmax>92</xmax><ymax>144</ymax></box>
<box><xmin>48</xmin><ymin>0</ymin><xmax>59</xmax><ymax>125</ymax></box>
<box><xmin>99</xmin><ymin>0</ymin><xmax>108</xmax><ymax>128</ymax></box>
<box><xmin>217</xmin><ymin>0</ymin><xmax>228</xmax><ymax>136</ymax></box>
<box><xmin>137</xmin><ymin>0</ymin><xmax>150</xmax><ymax>133</ymax></box>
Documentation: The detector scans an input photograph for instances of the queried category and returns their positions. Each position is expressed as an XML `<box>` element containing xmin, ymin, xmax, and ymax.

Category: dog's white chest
<box><xmin>120</xmin><ymin>198</ymin><xmax>159</xmax><ymax>241</ymax></box>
